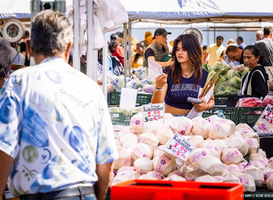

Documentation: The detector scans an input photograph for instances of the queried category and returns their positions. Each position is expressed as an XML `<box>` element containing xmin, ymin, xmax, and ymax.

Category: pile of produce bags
<box><xmin>111</xmin><ymin>113</ymin><xmax>273</xmax><ymax>193</ymax></box>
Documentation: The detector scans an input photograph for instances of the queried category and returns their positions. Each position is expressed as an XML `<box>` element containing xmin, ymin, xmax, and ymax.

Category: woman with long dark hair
<box><xmin>132</xmin><ymin>41</ymin><xmax>145</xmax><ymax>68</ymax></box>
<box><xmin>241</xmin><ymin>45</ymin><xmax>269</xmax><ymax>98</ymax></box>
<box><xmin>152</xmin><ymin>34</ymin><xmax>215</xmax><ymax>115</ymax></box>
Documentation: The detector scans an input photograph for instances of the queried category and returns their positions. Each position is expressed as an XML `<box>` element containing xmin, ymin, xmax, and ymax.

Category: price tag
<box><xmin>253</xmin><ymin>104</ymin><xmax>273</xmax><ymax>133</ymax></box>
<box><xmin>142</xmin><ymin>103</ymin><xmax>165</xmax><ymax>129</ymax></box>
<box><xmin>163</xmin><ymin>133</ymin><xmax>195</xmax><ymax>161</ymax></box>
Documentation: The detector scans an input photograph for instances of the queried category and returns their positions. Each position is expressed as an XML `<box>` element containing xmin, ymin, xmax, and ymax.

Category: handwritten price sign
<box><xmin>253</xmin><ymin>104</ymin><xmax>273</xmax><ymax>133</ymax></box>
<box><xmin>144</xmin><ymin>110</ymin><xmax>163</xmax><ymax>122</ymax></box>
<box><xmin>164</xmin><ymin>133</ymin><xmax>194</xmax><ymax>161</ymax></box>
<box><xmin>142</xmin><ymin>103</ymin><xmax>164</xmax><ymax>124</ymax></box>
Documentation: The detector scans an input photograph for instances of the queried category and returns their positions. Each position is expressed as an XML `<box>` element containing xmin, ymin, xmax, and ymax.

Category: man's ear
<box><xmin>26</xmin><ymin>40</ymin><xmax>34</xmax><ymax>57</ymax></box>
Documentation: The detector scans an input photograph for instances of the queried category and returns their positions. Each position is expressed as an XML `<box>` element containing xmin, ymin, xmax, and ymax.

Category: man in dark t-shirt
<box><xmin>143</xmin><ymin>28</ymin><xmax>174</xmax><ymax>68</ymax></box>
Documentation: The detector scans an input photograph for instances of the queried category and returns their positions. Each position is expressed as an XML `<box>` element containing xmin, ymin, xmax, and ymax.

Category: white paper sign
<box><xmin>148</xmin><ymin>58</ymin><xmax>163</xmax><ymax>82</ymax></box>
<box><xmin>253</xmin><ymin>104</ymin><xmax>273</xmax><ymax>133</ymax></box>
<box><xmin>119</xmin><ymin>88</ymin><xmax>137</xmax><ymax>110</ymax></box>
<box><xmin>142</xmin><ymin>103</ymin><xmax>165</xmax><ymax>130</ymax></box>
<box><xmin>164</xmin><ymin>133</ymin><xmax>195</xmax><ymax>161</ymax></box>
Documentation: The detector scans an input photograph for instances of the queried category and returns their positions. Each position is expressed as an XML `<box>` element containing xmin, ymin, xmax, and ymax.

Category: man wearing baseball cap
<box><xmin>143</xmin><ymin>28</ymin><xmax>174</xmax><ymax>68</ymax></box>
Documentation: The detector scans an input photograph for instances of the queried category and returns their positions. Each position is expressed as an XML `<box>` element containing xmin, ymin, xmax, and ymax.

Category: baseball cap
<box><xmin>153</xmin><ymin>28</ymin><xmax>171</xmax><ymax>39</ymax></box>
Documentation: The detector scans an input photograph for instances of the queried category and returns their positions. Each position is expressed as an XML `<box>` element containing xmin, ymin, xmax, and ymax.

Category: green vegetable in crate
<box><xmin>202</xmin><ymin>63</ymin><xmax>210</xmax><ymax>72</ymax></box>
<box><xmin>226</xmin><ymin>70</ymin><xmax>240</xmax><ymax>80</ymax></box>
<box><xmin>228</xmin><ymin>76</ymin><xmax>242</xmax><ymax>90</ymax></box>
<box><xmin>211</xmin><ymin>62</ymin><xmax>222</xmax><ymax>72</ymax></box>
<box><xmin>200</xmin><ymin>61</ymin><xmax>231</xmax><ymax>97</ymax></box>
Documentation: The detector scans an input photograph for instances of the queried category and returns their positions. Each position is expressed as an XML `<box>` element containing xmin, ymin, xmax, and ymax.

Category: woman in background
<box><xmin>241</xmin><ymin>45</ymin><xmax>268</xmax><ymax>98</ymax></box>
<box><xmin>152</xmin><ymin>34</ymin><xmax>215</xmax><ymax>115</ymax></box>
<box><xmin>109</xmin><ymin>33</ymin><xmax>124</xmax><ymax>66</ymax></box>
<box><xmin>132</xmin><ymin>41</ymin><xmax>145</xmax><ymax>68</ymax></box>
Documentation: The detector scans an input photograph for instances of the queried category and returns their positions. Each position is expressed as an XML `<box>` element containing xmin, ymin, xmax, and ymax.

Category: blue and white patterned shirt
<box><xmin>0</xmin><ymin>57</ymin><xmax>118</xmax><ymax>196</ymax></box>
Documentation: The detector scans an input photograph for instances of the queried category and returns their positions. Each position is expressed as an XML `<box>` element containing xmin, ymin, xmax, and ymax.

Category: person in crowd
<box><xmin>255</xmin><ymin>26</ymin><xmax>273</xmax><ymax>66</ymax></box>
<box><xmin>20</xmin><ymin>30</ymin><xmax>30</xmax><ymax>66</ymax></box>
<box><xmin>140</xmin><ymin>31</ymin><xmax>152</xmax><ymax>48</ymax></box>
<box><xmin>132</xmin><ymin>41</ymin><xmax>145</xmax><ymax>68</ymax></box>
<box><xmin>203</xmin><ymin>35</ymin><xmax>226</xmax><ymax>67</ymax></box>
<box><xmin>146</xmin><ymin>35</ymin><xmax>154</xmax><ymax>46</ymax></box>
<box><xmin>151</xmin><ymin>34</ymin><xmax>215</xmax><ymax>116</ymax></box>
<box><xmin>202</xmin><ymin>45</ymin><xmax>208</xmax><ymax>63</ymax></box>
<box><xmin>241</xmin><ymin>45</ymin><xmax>269</xmax><ymax>98</ymax></box>
<box><xmin>237</xmin><ymin>36</ymin><xmax>247</xmax><ymax>49</ymax></box>
<box><xmin>109</xmin><ymin>33</ymin><xmax>124</xmax><ymax>66</ymax></box>
<box><xmin>116</xmin><ymin>31</ymin><xmax>124</xmax><ymax>47</ymax></box>
<box><xmin>256</xmin><ymin>30</ymin><xmax>263</xmax><ymax>41</ymax></box>
<box><xmin>0</xmin><ymin>38</ymin><xmax>16</xmax><ymax>89</ymax></box>
<box><xmin>225</xmin><ymin>45</ymin><xmax>244</xmax><ymax>65</ymax></box>
<box><xmin>143</xmin><ymin>28</ymin><xmax>174</xmax><ymax>68</ymax></box>
<box><xmin>0</xmin><ymin>10</ymin><xmax>118</xmax><ymax>200</ymax></box>
<box><xmin>227</xmin><ymin>39</ymin><xmax>235</xmax><ymax>46</ymax></box>
<box><xmin>10</xmin><ymin>42</ymin><xmax>25</xmax><ymax>65</ymax></box>
<box><xmin>218</xmin><ymin>50</ymin><xmax>225</xmax><ymax>62</ymax></box>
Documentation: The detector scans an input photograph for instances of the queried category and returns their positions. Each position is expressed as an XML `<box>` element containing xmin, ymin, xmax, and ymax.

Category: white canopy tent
<box><xmin>119</xmin><ymin>0</ymin><xmax>273</xmax><ymax>73</ymax></box>
<box><xmin>119</xmin><ymin>0</ymin><xmax>273</xmax><ymax>24</ymax></box>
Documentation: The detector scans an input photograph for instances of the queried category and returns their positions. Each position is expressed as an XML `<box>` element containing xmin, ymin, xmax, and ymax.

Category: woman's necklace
<box><xmin>182</xmin><ymin>69</ymin><xmax>193</xmax><ymax>78</ymax></box>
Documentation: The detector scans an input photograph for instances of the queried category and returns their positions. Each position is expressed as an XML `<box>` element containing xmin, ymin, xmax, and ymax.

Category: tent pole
<box><xmin>86</xmin><ymin>0</ymin><xmax>96</xmax><ymax>81</ymax></box>
<box><xmin>128</xmin><ymin>20</ymin><xmax>132</xmax><ymax>75</ymax></box>
<box><xmin>123</xmin><ymin>23</ymin><xmax>128</xmax><ymax>87</ymax></box>
<box><xmin>73</xmin><ymin>0</ymin><xmax>80</xmax><ymax>71</ymax></box>
<box><xmin>102</xmin><ymin>34</ymin><xmax>108</xmax><ymax>99</ymax></box>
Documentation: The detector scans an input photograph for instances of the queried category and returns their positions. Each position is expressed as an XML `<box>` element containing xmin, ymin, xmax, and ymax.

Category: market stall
<box><xmin>106</xmin><ymin>0</ymin><xmax>273</xmax><ymax>193</ymax></box>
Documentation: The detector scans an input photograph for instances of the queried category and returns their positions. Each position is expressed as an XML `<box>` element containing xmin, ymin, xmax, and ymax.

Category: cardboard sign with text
<box><xmin>164</xmin><ymin>133</ymin><xmax>195</xmax><ymax>161</ymax></box>
<box><xmin>119</xmin><ymin>88</ymin><xmax>137</xmax><ymax>110</ymax></box>
<box><xmin>142</xmin><ymin>103</ymin><xmax>165</xmax><ymax>130</ymax></box>
<box><xmin>253</xmin><ymin>104</ymin><xmax>273</xmax><ymax>134</ymax></box>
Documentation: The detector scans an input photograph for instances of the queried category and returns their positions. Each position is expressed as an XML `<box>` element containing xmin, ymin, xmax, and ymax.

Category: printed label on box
<box><xmin>163</xmin><ymin>133</ymin><xmax>195</xmax><ymax>161</ymax></box>
<box><xmin>253</xmin><ymin>104</ymin><xmax>273</xmax><ymax>133</ymax></box>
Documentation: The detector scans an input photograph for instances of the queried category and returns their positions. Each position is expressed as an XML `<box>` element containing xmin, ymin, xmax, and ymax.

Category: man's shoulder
<box><xmin>219</xmin><ymin>45</ymin><xmax>226</xmax><ymax>50</ymax></box>
<box><xmin>255</xmin><ymin>40</ymin><xmax>266</xmax><ymax>45</ymax></box>
<box><xmin>146</xmin><ymin>42</ymin><xmax>156</xmax><ymax>49</ymax></box>
<box><xmin>208</xmin><ymin>44</ymin><xmax>215</xmax><ymax>48</ymax></box>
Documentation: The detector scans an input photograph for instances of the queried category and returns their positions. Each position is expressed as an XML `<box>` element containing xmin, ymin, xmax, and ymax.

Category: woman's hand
<box><xmin>193</xmin><ymin>98</ymin><xmax>208</xmax><ymax>112</ymax></box>
<box><xmin>155</xmin><ymin>74</ymin><xmax>167</xmax><ymax>89</ymax></box>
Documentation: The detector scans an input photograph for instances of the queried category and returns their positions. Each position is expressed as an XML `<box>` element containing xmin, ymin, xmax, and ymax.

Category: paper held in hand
<box><xmin>148</xmin><ymin>58</ymin><xmax>163</xmax><ymax>82</ymax></box>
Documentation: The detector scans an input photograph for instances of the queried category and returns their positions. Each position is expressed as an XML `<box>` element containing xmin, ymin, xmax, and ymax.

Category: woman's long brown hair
<box><xmin>169</xmin><ymin>34</ymin><xmax>202</xmax><ymax>86</ymax></box>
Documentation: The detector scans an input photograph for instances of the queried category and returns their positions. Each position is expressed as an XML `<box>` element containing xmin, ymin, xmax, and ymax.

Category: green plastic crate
<box><xmin>203</xmin><ymin>106</ymin><xmax>266</xmax><ymax>126</ymax></box>
<box><xmin>136</xmin><ymin>92</ymin><xmax>153</xmax><ymax>106</ymax></box>
<box><xmin>237</xmin><ymin>107</ymin><xmax>266</xmax><ymax>127</ymax></box>
<box><xmin>202</xmin><ymin>106</ymin><xmax>239</xmax><ymax>124</ymax></box>
<box><xmin>110</xmin><ymin>112</ymin><xmax>137</xmax><ymax>125</ymax></box>
<box><xmin>110</xmin><ymin>91</ymin><xmax>121</xmax><ymax>105</ymax></box>
<box><xmin>214</xmin><ymin>95</ymin><xmax>240</xmax><ymax>106</ymax></box>
<box><xmin>110</xmin><ymin>91</ymin><xmax>152</xmax><ymax>106</ymax></box>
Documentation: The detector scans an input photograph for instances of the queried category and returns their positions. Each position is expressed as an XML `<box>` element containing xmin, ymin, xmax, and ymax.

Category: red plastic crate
<box><xmin>111</xmin><ymin>180</ymin><xmax>244</xmax><ymax>200</ymax></box>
